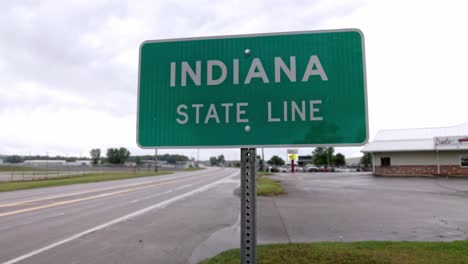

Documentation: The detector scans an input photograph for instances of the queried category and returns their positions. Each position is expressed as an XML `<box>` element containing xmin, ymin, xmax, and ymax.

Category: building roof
<box><xmin>24</xmin><ymin>160</ymin><xmax>67</xmax><ymax>163</ymax></box>
<box><xmin>362</xmin><ymin>123</ymin><xmax>468</xmax><ymax>153</ymax></box>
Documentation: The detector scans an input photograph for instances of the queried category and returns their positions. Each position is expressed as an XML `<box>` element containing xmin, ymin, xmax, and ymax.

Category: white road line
<box><xmin>0</xmin><ymin>168</ymin><xmax>222</xmax><ymax>207</ymax></box>
<box><xmin>129</xmin><ymin>182</ymin><xmax>196</xmax><ymax>204</ymax></box>
<box><xmin>1</xmin><ymin>171</ymin><xmax>238</xmax><ymax>264</ymax></box>
<box><xmin>174</xmin><ymin>183</ymin><xmax>195</xmax><ymax>191</ymax></box>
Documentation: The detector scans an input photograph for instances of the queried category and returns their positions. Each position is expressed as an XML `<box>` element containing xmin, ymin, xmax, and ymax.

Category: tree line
<box><xmin>3</xmin><ymin>148</ymin><xmax>189</xmax><ymax>166</ymax></box>
<box><xmin>90</xmin><ymin>148</ymin><xmax>189</xmax><ymax>165</ymax></box>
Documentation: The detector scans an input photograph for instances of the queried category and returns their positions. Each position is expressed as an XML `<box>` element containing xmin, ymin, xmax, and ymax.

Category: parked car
<box><xmin>334</xmin><ymin>167</ymin><xmax>345</xmax><ymax>172</ymax></box>
<box><xmin>279</xmin><ymin>165</ymin><xmax>291</xmax><ymax>172</ymax></box>
<box><xmin>270</xmin><ymin>166</ymin><xmax>280</xmax><ymax>172</ymax></box>
<box><xmin>318</xmin><ymin>166</ymin><xmax>335</xmax><ymax>172</ymax></box>
<box><xmin>304</xmin><ymin>165</ymin><xmax>319</xmax><ymax>172</ymax></box>
<box><xmin>335</xmin><ymin>167</ymin><xmax>359</xmax><ymax>172</ymax></box>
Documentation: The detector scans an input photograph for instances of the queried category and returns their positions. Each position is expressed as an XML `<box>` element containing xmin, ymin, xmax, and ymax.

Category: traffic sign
<box><xmin>137</xmin><ymin>29</ymin><xmax>368</xmax><ymax>148</ymax></box>
<box><xmin>288</xmin><ymin>154</ymin><xmax>298</xmax><ymax>161</ymax></box>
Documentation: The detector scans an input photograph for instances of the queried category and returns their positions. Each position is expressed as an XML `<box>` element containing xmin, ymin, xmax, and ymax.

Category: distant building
<box><xmin>175</xmin><ymin>161</ymin><xmax>189</xmax><ymax>169</ymax></box>
<box><xmin>345</xmin><ymin>157</ymin><xmax>361</xmax><ymax>166</ymax></box>
<box><xmin>67</xmin><ymin>160</ymin><xmax>92</xmax><ymax>166</ymax></box>
<box><xmin>0</xmin><ymin>159</ymin><xmax>3</xmax><ymax>164</ymax></box>
<box><xmin>297</xmin><ymin>155</ymin><xmax>312</xmax><ymax>166</ymax></box>
<box><xmin>24</xmin><ymin>160</ymin><xmax>67</xmax><ymax>166</ymax></box>
<box><xmin>141</xmin><ymin>160</ymin><xmax>168</xmax><ymax>167</ymax></box>
<box><xmin>362</xmin><ymin>123</ymin><xmax>468</xmax><ymax>176</ymax></box>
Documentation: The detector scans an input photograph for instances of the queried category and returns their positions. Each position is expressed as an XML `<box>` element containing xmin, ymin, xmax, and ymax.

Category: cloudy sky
<box><xmin>1</xmin><ymin>0</ymin><xmax>467</xmax><ymax>161</ymax></box>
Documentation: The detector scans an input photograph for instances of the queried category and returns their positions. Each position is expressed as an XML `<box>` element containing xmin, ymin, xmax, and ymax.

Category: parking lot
<box><xmin>257</xmin><ymin>172</ymin><xmax>468</xmax><ymax>243</ymax></box>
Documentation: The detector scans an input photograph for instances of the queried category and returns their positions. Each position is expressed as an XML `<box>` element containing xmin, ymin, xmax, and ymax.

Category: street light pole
<box><xmin>262</xmin><ymin>148</ymin><xmax>265</xmax><ymax>172</ymax></box>
<box><xmin>46</xmin><ymin>152</ymin><xmax>49</xmax><ymax>179</ymax></box>
<box><xmin>154</xmin><ymin>148</ymin><xmax>158</xmax><ymax>172</ymax></box>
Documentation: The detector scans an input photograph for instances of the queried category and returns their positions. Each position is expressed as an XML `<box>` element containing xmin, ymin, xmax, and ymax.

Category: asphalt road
<box><xmin>2</xmin><ymin>169</ymin><xmax>468</xmax><ymax>264</ymax></box>
<box><xmin>258</xmin><ymin>172</ymin><xmax>468</xmax><ymax>243</ymax></box>
<box><xmin>0</xmin><ymin>167</ymin><xmax>241</xmax><ymax>264</ymax></box>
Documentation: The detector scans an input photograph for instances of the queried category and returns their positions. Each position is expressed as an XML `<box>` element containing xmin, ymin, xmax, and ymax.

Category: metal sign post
<box><xmin>240</xmin><ymin>148</ymin><xmax>256</xmax><ymax>264</ymax></box>
<box><xmin>136</xmin><ymin>29</ymin><xmax>369</xmax><ymax>264</ymax></box>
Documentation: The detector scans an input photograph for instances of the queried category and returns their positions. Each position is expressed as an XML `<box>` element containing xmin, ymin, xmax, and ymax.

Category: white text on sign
<box><xmin>170</xmin><ymin>56</ymin><xmax>328</xmax><ymax>87</ymax></box>
<box><xmin>176</xmin><ymin>100</ymin><xmax>323</xmax><ymax>124</ymax></box>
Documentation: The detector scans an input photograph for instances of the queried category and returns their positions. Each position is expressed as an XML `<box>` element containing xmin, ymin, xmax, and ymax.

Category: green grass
<box><xmin>257</xmin><ymin>171</ymin><xmax>274</xmax><ymax>177</ymax></box>
<box><xmin>0</xmin><ymin>166</ymin><xmax>44</xmax><ymax>172</ymax></box>
<box><xmin>200</xmin><ymin>241</ymin><xmax>468</xmax><ymax>264</ymax></box>
<box><xmin>181</xmin><ymin>167</ymin><xmax>205</xmax><ymax>171</ymax></box>
<box><xmin>256</xmin><ymin>177</ymin><xmax>285</xmax><ymax>196</ymax></box>
<box><xmin>0</xmin><ymin>171</ymin><xmax>171</xmax><ymax>192</ymax></box>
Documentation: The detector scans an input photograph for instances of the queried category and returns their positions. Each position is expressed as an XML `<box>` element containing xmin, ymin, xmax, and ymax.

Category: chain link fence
<box><xmin>0</xmin><ymin>163</ymin><xmax>186</xmax><ymax>182</ymax></box>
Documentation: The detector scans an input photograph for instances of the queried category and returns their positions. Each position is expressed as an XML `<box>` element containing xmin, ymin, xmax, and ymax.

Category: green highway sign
<box><xmin>137</xmin><ymin>29</ymin><xmax>368</xmax><ymax>148</ymax></box>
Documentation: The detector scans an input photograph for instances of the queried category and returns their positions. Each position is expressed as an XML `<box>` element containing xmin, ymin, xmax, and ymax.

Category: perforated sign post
<box><xmin>138</xmin><ymin>29</ymin><xmax>367</xmax><ymax>264</ymax></box>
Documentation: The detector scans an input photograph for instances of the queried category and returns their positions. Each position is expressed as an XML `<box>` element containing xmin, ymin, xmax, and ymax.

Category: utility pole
<box><xmin>262</xmin><ymin>148</ymin><xmax>265</xmax><ymax>172</ymax></box>
<box><xmin>46</xmin><ymin>152</ymin><xmax>49</xmax><ymax>179</ymax></box>
<box><xmin>154</xmin><ymin>148</ymin><xmax>158</xmax><ymax>172</ymax></box>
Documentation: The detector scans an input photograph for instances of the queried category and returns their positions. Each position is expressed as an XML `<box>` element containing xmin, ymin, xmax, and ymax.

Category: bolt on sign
<box><xmin>137</xmin><ymin>29</ymin><xmax>368</xmax><ymax>148</ymax></box>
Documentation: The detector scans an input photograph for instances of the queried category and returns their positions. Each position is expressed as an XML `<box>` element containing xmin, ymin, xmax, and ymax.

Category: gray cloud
<box><xmin>0</xmin><ymin>0</ymin><xmax>366</xmax><ymax>157</ymax></box>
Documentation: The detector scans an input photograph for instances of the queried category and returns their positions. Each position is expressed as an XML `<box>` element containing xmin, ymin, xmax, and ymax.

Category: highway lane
<box><xmin>0</xmin><ymin>168</ymin><xmax>226</xmax><ymax>204</ymax></box>
<box><xmin>0</xmin><ymin>167</ymin><xmax>240</xmax><ymax>264</ymax></box>
<box><xmin>0</xmin><ymin>168</ymin><xmax>226</xmax><ymax>215</ymax></box>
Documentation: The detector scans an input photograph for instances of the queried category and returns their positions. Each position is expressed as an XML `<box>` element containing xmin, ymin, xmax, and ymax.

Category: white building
<box><xmin>362</xmin><ymin>123</ymin><xmax>468</xmax><ymax>176</ymax></box>
<box><xmin>67</xmin><ymin>160</ymin><xmax>92</xmax><ymax>166</ymax></box>
<box><xmin>24</xmin><ymin>160</ymin><xmax>67</xmax><ymax>166</ymax></box>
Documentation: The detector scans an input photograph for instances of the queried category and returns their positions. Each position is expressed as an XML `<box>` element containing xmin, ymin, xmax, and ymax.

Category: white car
<box><xmin>304</xmin><ymin>165</ymin><xmax>319</xmax><ymax>172</ymax></box>
<box><xmin>279</xmin><ymin>165</ymin><xmax>291</xmax><ymax>172</ymax></box>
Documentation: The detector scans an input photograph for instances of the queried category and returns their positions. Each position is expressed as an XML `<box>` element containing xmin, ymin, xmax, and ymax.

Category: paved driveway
<box><xmin>258</xmin><ymin>172</ymin><xmax>468</xmax><ymax>243</ymax></box>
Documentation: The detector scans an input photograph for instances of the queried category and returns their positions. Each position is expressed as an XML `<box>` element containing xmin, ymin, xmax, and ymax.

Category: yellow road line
<box><xmin>0</xmin><ymin>170</ymin><xmax>217</xmax><ymax>208</ymax></box>
<box><xmin>0</xmin><ymin>177</ymin><xmax>190</xmax><ymax>218</ymax></box>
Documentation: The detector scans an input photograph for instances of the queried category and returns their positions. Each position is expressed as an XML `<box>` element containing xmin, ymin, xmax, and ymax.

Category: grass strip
<box><xmin>182</xmin><ymin>167</ymin><xmax>205</xmax><ymax>171</ymax></box>
<box><xmin>257</xmin><ymin>171</ymin><xmax>274</xmax><ymax>177</ymax></box>
<box><xmin>0</xmin><ymin>166</ymin><xmax>45</xmax><ymax>172</ymax></box>
<box><xmin>256</xmin><ymin>177</ymin><xmax>285</xmax><ymax>196</ymax></box>
<box><xmin>200</xmin><ymin>241</ymin><xmax>468</xmax><ymax>264</ymax></box>
<box><xmin>0</xmin><ymin>171</ymin><xmax>171</xmax><ymax>192</ymax></box>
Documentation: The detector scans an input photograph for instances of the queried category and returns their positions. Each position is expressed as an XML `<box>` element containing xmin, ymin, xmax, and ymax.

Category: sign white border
<box><xmin>136</xmin><ymin>28</ymin><xmax>368</xmax><ymax>149</ymax></box>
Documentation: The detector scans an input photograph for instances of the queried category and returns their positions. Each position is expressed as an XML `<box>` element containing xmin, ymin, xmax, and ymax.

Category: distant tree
<box><xmin>217</xmin><ymin>155</ymin><xmax>225</xmax><ymax>165</ymax></box>
<box><xmin>334</xmin><ymin>153</ymin><xmax>346</xmax><ymax>166</ymax></box>
<box><xmin>210</xmin><ymin>156</ymin><xmax>218</xmax><ymax>166</ymax></box>
<box><xmin>106</xmin><ymin>147</ymin><xmax>130</xmax><ymax>164</ymax></box>
<box><xmin>90</xmin><ymin>149</ymin><xmax>101</xmax><ymax>165</ymax></box>
<box><xmin>6</xmin><ymin>155</ymin><xmax>23</xmax><ymax>163</ymax></box>
<box><xmin>257</xmin><ymin>155</ymin><xmax>265</xmax><ymax>171</ymax></box>
<box><xmin>65</xmin><ymin>157</ymin><xmax>77</xmax><ymax>162</ymax></box>
<box><xmin>313</xmin><ymin>147</ymin><xmax>335</xmax><ymax>166</ymax></box>
<box><xmin>158</xmin><ymin>154</ymin><xmax>189</xmax><ymax>164</ymax></box>
<box><xmin>135</xmin><ymin>156</ymin><xmax>143</xmax><ymax>166</ymax></box>
<box><xmin>360</xmin><ymin>153</ymin><xmax>373</xmax><ymax>168</ymax></box>
<box><xmin>268</xmin><ymin>155</ymin><xmax>285</xmax><ymax>166</ymax></box>
<box><xmin>312</xmin><ymin>147</ymin><xmax>327</xmax><ymax>166</ymax></box>
<box><xmin>325</xmin><ymin>147</ymin><xmax>335</xmax><ymax>166</ymax></box>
